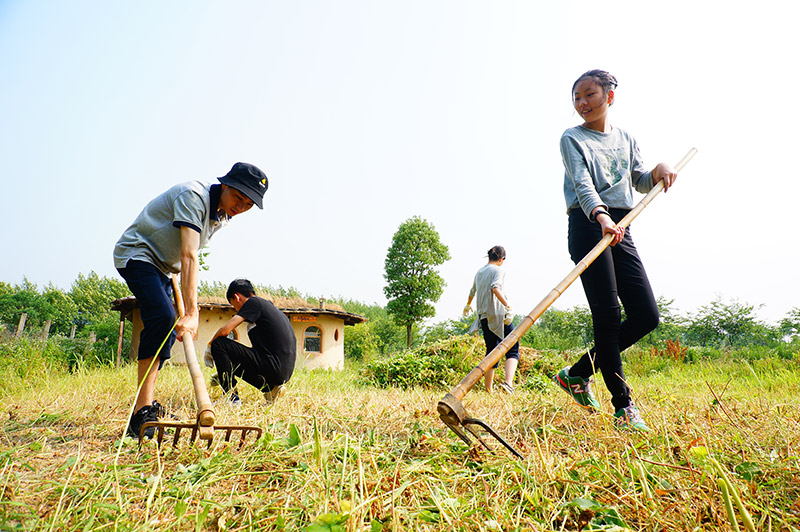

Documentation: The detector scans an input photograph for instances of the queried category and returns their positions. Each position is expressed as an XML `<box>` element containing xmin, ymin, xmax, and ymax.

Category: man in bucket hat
<box><xmin>113</xmin><ymin>162</ymin><xmax>268</xmax><ymax>439</ymax></box>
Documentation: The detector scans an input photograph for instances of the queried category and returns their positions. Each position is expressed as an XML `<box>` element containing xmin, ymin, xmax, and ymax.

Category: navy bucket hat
<box><xmin>218</xmin><ymin>162</ymin><xmax>268</xmax><ymax>209</ymax></box>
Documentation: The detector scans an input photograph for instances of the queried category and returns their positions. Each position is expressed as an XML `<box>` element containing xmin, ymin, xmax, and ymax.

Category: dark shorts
<box><xmin>480</xmin><ymin>318</ymin><xmax>520</xmax><ymax>368</ymax></box>
<box><xmin>117</xmin><ymin>260</ymin><xmax>176</xmax><ymax>367</ymax></box>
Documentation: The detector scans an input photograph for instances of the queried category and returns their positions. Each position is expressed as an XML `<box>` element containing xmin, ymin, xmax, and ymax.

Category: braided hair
<box><xmin>572</xmin><ymin>69</ymin><xmax>618</xmax><ymax>102</ymax></box>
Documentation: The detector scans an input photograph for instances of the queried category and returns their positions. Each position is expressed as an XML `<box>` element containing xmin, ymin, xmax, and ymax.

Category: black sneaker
<box><xmin>127</xmin><ymin>405</ymin><xmax>158</xmax><ymax>439</ymax></box>
<box><xmin>151</xmin><ymin>400</ymin><xmax>166</xmax><ymax>418</ymax></box>
<box><xmin>150</xmin><ymin>400</ymin><xmax>178</xmax><ymax>420</ymax></box>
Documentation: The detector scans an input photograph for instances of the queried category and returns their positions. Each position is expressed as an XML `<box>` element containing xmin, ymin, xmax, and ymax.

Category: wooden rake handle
<box><xmin>449</xmin><ymin>148</ymin><xmax>698</xmax><ymax>402</ymax></box>
<box><xmin>171</xmin><ymin>274</ymin><xmax>216</xmax><ymax>439</ymax></box>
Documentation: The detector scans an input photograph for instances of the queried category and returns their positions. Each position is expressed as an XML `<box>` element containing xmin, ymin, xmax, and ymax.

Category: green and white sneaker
<box><xmin>613</xmin><ymin>404</ymin><xmax>650</xmax><ymax>432</ymax></box>
<box><xmin>553</xmin><ymin>366</ymin><xmax>600</xmax><ymax>412</ymax></box>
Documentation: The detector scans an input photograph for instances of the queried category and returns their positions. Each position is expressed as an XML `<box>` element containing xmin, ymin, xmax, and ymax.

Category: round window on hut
<box><xmin>304</xmin><ymin>326</ymin><xmax>322</xmax><ymax>353</ymax></box>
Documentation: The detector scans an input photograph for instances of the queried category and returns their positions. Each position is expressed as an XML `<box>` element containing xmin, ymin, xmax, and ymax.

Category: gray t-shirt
<box><xmin>113</xmin><ymin>181</ymin><xmax>228</xmax><ymax>276</ymax></box>
<box><xmin>468</xmin><ymin>263</ymin><xmax>507</xmax><ymax>338</ymax></box>
<box><xmin>561</xmin><ymin>125</ymin><xmax>654</xmax><ymax>218</ymax></box>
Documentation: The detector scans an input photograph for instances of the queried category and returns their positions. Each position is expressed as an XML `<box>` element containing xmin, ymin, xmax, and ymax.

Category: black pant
<box><xmin>211</xmin><ymin>337</ymin><xmax>286</xmax><ymax>393</ymax></box>
<box><xmin>567</xmin><ymin>209</ymin><xmax>659</xmax><ymax>410</ymax></box>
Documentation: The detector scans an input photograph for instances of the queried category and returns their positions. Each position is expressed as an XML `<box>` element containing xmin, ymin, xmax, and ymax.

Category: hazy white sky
<box><xmin>1</xmin><ymin>1</ymin><xmax>797</xmax><ymax>325</ymax></box>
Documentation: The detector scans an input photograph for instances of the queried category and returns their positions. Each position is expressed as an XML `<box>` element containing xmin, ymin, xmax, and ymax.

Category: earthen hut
<box><xmin>111</xmin><ymin>296</ymin><xmax>365</xmax><ymax>371</ymax></box>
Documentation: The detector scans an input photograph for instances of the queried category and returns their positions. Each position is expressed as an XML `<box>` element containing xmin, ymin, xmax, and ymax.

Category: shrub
<box><xmin>362</xmin><ymin>335</ymin><xmax>484</xmax><ymax>389</ymax></box>
<box><xmin>362</xmin><ymin>334</ymin><xmax>564</xmax><ymax>390</ymax></box>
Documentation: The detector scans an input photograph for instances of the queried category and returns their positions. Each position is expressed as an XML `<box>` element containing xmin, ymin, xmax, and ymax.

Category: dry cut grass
<box><xmin>1</xmin><ymin>353</ymin><xmax>799</xmax><ymax>531</ymax></box>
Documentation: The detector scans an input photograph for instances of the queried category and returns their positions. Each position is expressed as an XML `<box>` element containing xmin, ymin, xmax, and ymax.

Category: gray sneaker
<box><xmin>498</xmin><ymin>382</ymin><xmax>515</xmax><ymax>394</ymax></box>
<box><xmin>263</xmin><ymin>384</ymin><xmax>286</xmax><ymax>404</ymax></box>
<box><xmin>613</xmin><ymin>404</ymin><xmax>650</xmax><ymax>432</ymax></box>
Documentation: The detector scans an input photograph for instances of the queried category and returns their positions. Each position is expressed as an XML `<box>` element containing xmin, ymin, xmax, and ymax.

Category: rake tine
<box><xmin>464</xmin><ymin>417</ymin><xmax>524</xmax><ymax>460</ymax></box>
<box><xmin>137</xmin><ymin>421</ymin><xmax>262</xmax><ymax>449</ymax></box>
<box><xmin>464</xmin><ymin>423</ymin><xmax>493</xmax><ymax>452</ymax></box>
<box><xmin>172</xmin><ymin>426</ymin><xmax>182</xmax><ymax>447</ymax></box>
<box><xmin>442</xmin><ymin>419</ymin><xmax>473</xmax><ymax>446</ymax></box>
<box><xmin>156</xmin><ymin>425</ymin><xmax>166</xmax><ymax>446</ymax></box>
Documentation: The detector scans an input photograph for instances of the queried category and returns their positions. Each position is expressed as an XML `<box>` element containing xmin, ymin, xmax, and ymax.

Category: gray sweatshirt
<box><xmin>561</xmin><ymin>125</ymin><xmax>654</xmax><ymax>218</ymax></box>
<box><xmin>468</xmin><ymin>263</ymin><xmax>507</xmax><ymax>339</ymax></box>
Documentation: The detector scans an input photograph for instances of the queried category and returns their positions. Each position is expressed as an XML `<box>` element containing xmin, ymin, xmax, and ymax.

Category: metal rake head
<box><xmin>140</xmin><ymin>421</ymin><xmax>262</xmax><ymax>449</ymax></box>
<box><xmin>437</xmin><ymin>393</ymin><xmax>523</xmax><ymax>460</ymax></box>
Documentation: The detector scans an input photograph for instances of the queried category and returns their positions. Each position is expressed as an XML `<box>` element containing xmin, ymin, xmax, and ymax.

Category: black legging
<box><xmin>567</xmin><ymin>208</ymin><xmax>659</xmax><ymax>410</ymax></box>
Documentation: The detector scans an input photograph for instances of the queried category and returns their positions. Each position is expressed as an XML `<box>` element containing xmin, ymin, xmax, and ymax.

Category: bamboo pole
<box><xmin>171</xmin><ymin>275</ymin><xmax>215</xmax><ymax>440</ymax></box>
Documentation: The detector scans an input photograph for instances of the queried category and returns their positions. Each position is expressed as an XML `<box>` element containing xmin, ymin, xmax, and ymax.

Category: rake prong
<box><xmin>137</xmin><ymin>421</ymin><xmax>262</xmax><ymax>449</ymax></box>
<box><xmin>156</xmin><ymin>425</ymin><xmax>166</xmax><ymax>446</ymax></box>
<box><xmin>441</xmin><ymin>419</ymin><xmax>473</xmax><ymax>446</ymax></box>
<box><xmin>464</xmin><ymin>417</ymin><xmax>524</xmax><ymax>460</ymax></box>
<box><xmin>464</xmin><ymin>423</ymin><xmax>493</xmax><ymax>452</ymax></box>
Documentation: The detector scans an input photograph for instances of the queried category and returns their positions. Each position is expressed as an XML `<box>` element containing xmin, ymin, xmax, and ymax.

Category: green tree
<box><xmin>685</xmin><ymin>297</ymin><xmax>775</xmax><ymax>347</ymax></box>
<box><xmin>522</xmin><ymin>305</ymin><xmax>593</xmax><ymax>351</ymax></box>
<box><xmin>422</xmin><ymin>315</ymin><xmax>473</xmax><ymax>345</ymax></box>
<box><xmin>383</xmin><ymin>216</ymin><xmax>450</xmax><ymax>348</ymax></box>
<box><xmin>333</xmin><ymin>297</ymin><xmax>409</xmax><ymax>355</ymax></box>
<box><xmin>640</xmin><ymin>296</ymin><xmax>689</xmax><ymax>345</ymax></box>
<box><xmin>0</xmin><ymin>279</ymin><xmax>50</xmax><ymax>332</ymax></box>
<box><xmin>41</xmin><ymin>283</ymin><xmax>79</xmax><ymax>336</ymax></box>
<box><xmin>69</xmin><ymin>271</ymin><xmax>130</xmax><ymax>329</ymax></box>
<box><xmin>779</xmin><ymin>307</ymin><xmax>800</xmax><ymax>341</ymax></box>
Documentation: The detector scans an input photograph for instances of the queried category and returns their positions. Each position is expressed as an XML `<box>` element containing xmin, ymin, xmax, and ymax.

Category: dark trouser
<box><xmin>480</xmin><ymin>318</ymin><xmax>520</xmax><ymax>368</ymax></box>
<box><xmin>117</xmin><ymin>260</ymin><xmax>176</xmax><ymax>369</ymax></box>
<box><xmin>210</xmin><ymin>337</ymin><xmax>287</xmax><ymax>393</ymax></box>
<box><xmin>567</xmin><ymin>208</ymin><xmax>659</xmax><ymax>411</ymax></box>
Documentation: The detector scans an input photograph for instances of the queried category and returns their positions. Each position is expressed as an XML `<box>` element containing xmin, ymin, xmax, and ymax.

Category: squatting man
<box><xmin>204</xmin><ymin>278</ymin><xmax>296</xmax><ymax>406</ymax></box>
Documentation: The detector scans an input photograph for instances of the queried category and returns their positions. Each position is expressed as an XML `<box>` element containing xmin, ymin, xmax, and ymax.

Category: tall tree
<box><xmin>383</xmin><ymin>216</ymin><xmax>450</xmax><ymax>348</ymax></box>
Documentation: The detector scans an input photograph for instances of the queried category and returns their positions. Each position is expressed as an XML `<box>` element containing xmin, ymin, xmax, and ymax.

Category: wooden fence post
<box><xmin>69</xmin><ymin>324</ymin><xmax>76</xmax><ymax>339</ymax></box>
<box><xmin>15</xmin><ymin>313</ymin><xmax>27</xmax><ymax>338</ymax></box>
<box><xmin>40</xmin><ymin>320</ymin><xmax>51</xmax><ymax>339</ymax></box>
<box><xmin>116</xmin><ymin>313</ymin><xmax>125</xmax><ymax>368</ymax></box>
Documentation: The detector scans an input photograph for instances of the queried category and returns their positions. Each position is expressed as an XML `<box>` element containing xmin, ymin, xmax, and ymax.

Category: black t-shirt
<box><xmin>237</xmin><ymin>297</ymin><xmax>296</xmax><ymax>381</ymax></box>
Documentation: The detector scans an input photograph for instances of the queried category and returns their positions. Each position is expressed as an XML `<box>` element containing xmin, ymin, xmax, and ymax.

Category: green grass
<box><xmin>1</xmin><ymin>347</ymin><xmax>799</xmax><ymax>531</ymax></box>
